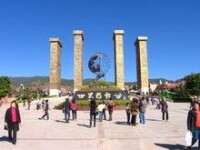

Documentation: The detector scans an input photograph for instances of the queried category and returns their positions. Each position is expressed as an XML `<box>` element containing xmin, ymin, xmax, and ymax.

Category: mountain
<box><xmin>9</xmin><ymin>76</ymin><xmax>174</xmax><ymax>90</ymax></box>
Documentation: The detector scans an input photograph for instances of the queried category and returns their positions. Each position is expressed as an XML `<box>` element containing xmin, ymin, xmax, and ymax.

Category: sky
<box><xmin>0</xmin><ymin>0</ymin><xmax>200</xmax><ymax>82</ymax></box>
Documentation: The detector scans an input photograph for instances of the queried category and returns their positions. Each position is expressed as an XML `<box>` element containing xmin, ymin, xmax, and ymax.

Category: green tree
<box><xmin>185</xmin><ymin>73</ymin><xmax>200</xmax><ymax>96</ymax></box>
<box><xmin>0</xmin><ymin>76</ymin><xmax>11</xmax><ymax>99</ymax></box>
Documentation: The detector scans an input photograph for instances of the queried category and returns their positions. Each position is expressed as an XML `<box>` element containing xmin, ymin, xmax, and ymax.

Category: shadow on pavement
<box><xmin>115</xmin><ymin>121</ymin><xmax>129</xmax><ymax>126</ymax></box>
<box><xmin>55</xmin><ymin>120</ymin><xmax>68</xmax><ymax>123</ymax></box>
<box><xmin>146</xmin><ymin>119</ymin><xmax>161</xmax><ymax>122</ymax></box>
<box><xmin>155</xmin><ymin>143</ymin><xmax>189</xmax><ymax>150</ymax></box>
<box><xmin>77</xmin><ymin>123</ymin><xmax>89</xmax><ymax>128</ymax></box>
<box><xmin>0</xmin><ymin>136</ymin><xmax>10</xmax><ymax>142</ymax></box>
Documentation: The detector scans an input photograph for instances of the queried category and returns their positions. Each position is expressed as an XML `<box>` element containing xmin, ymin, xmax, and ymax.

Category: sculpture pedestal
<box><xmin>49</xmin><ymin>89</ymin><xmax>61</xmax><ymax>97</ymax></box>
<box><xmin>138</xmin><ymin>88</ymin><xmax>149</xmax><ymax>95</ymax></box>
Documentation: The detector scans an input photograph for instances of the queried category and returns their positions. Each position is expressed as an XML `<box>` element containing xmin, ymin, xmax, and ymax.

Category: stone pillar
<box><xmin>135</xmin><ymin>36</ymin><xmax>149</xmax><ymax>94</ymax></box>
<box><xmin>113</xmin><ymin>30</ymin><xmax>125</xmax><ymax>90</ymax></box>
<box><xmin>73</xmin><ymin>30</ymin><xmax>84</xmax><ymax>91</ymax></box>
<box><xmin>49</xmin><ymin>38</ymin><xmax>62</xmax><ymax>96</ymax></box>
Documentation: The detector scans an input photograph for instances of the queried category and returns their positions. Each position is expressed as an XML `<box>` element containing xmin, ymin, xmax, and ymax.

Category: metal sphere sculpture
<box><xmin>88</xmin><ymin>52</ymin><xmax>110</xmax><ymax>81</ymax></box>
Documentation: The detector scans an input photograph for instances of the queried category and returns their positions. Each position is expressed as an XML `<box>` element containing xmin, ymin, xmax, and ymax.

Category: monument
<box><xmin>135</xmin><ymin>36</ymin><xmax>149</xmax><ymax>94</ymax></box>
<box><xmin>49</xmin><ymin>30</ymin><xmax>149</xmax><ymax>97</ymax></box>
<box><xmin>49</xmin><ymin>38</ymin><xmax>62</xmax><ymax>96</ymax></box>
<box><xmin>73</xmin><ymin>30</ymin><xmax>84</xmax><ymax>91</ymax></box>
<box><xmin>113</xmin><ymin>30</ymin><xmax>125</xmax><ymax>90</ymax></box>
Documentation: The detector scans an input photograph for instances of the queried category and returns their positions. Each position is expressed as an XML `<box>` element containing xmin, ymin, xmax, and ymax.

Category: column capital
<box><xmin>114</xmin><ymin>30</ymin><xmax>124</xmax><ymax>35</ymax></box>
<box><xmin>135</xmin><ymin>36</ymin><xmax>148</xmax><ymax>45</ymax></box>
<box><xmin>49</xmin><ymin>38</ymin><xmax>62</xmax><ymax>47</ymax></box>
<box><xmin>136</xmin><ymin>36</ymin><xmax>148</xmax><ymax>41</ymax></box>
<box><xmin>73</xmin><ymin>30</ymin><xmax>84</xmax><ymax>40</ymax></box>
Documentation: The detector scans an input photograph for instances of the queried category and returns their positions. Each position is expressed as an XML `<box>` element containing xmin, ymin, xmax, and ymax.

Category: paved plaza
<box><xmin>0</xmin><ymin>99</ymin><xmax>197</xmax><ymax>150</ymax></box>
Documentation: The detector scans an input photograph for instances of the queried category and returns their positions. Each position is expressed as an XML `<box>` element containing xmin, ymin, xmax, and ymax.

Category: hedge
<box><xmin>54</xmin><ymin>100</ymin><xmax>130</xmax><ymax>110</ymax></box>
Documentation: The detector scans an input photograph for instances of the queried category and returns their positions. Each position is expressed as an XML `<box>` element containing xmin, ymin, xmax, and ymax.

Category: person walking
<box><xmin>125</xmin><ymin>102</ymin><xmax>131</xmax><ymax>125</ymax></box>
<box><xmin>27</xmin><ymin>98</ymin><xmax>31</xmax><ymax>110</ymax></box>
<box><xmin>89</xmin><ymin>98</ymin><xmax>97</xmax><ymax>128</ymax></box>
<box><xmin>187</xmin><ymin>103</ymin><xmax>200</xmax><ymax>149</ymax></box>
<box><xmin>63</xmin><ymin>98</ymin><xmax>71</xmax><ymax>123</ymax></box>
<box><xmin>161</xmin><ymin>98</ymin><xmax>169</xmax><ymax>121</ymax></box>
<box><xmin>107</xmin><ymin>98</ymin><xmax>114</xmax><ymax>121</ymax></box>
<box><xmin>130</xmin><ymin>98</ymin><xmax>139</xmax><ymax>126</ymax></box>
<box><xmin>139</xmin><ymin>97</ymin><xmax>147</xmax><ymax>125</ymax></box>
<box><xmin>97</xmin><ymin>102</ymin><xmax>105</xmax><ymax>122</ymax></box>
<box><xmin>4</xmin><ymin>100</ymin><xmax>21</xmax><ymax>145</ymax></box>
<box><xmin>39</xmin><ymin>100</ymin><xmax>49</xmax><ymax>120</ymax></box>
<box><xmin>102</xmin><ymin>100</ymin><xmax>107</xmax><ymax>120</ymax></box>
<box><xmin>70</xmin><ymin>100</ymin><xmax>78</xmax><ymax>120</ymax></box>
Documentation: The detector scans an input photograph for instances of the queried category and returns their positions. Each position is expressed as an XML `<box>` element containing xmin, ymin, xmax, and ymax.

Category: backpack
<box><xmin>71</xmin><ymin>103</ymin><xmax>77</xmax><ymax>111</ymax></box>
<box><xmin>108</xmin><ymin>103</ymin><xmax>113</xmax><ymax>110</ymax></box>
<box><xmin>195</xmin><ymin>111</ymin><xmax>200</xmax><ymax>128</ymax></box>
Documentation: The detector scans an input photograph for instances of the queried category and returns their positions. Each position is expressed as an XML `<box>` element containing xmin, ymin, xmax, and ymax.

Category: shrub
<box><xmin>54</xmin><ymin>99</ymin><xmax>130</xmax><ymax>110</ymax></box>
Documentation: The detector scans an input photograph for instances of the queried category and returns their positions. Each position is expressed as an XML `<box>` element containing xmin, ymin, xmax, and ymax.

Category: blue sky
<box><xmin>0</xmin><ymin>0</ymin><xmax>200</xmax><ymax>82</ymax></box>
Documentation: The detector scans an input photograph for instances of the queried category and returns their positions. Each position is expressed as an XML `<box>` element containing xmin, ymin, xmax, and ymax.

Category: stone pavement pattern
<box><xmin>0</xmin><ymin>100</ymin><xmax>197</xmax><ymax>150</ymax></box>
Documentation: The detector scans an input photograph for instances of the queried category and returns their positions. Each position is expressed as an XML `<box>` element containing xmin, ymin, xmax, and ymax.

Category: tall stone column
<box><xmin>49</xmin><ymin>38</ymin><xmax>62</xmax><ymax>96</ymax></box>
<box><xmin>135</xmin><ymin>36</ymin><xmax>149</xmax><ymax>94</ymax></box>
<box><xmin>113</xmin><ymin>30</ymin><xmax>125</xmax><ymax>90</ymax></box>
<box><xmin>73</xmin><ymin>30</ymin><xmax>84</xmax><ymax>91</ymax></box>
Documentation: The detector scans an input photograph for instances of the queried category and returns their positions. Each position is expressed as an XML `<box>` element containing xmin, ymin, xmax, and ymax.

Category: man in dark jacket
<box><xmin>63</xmin><ymin>98</ymin><xmax>71</xmax><ymax>123</ymax></box>
<box><xmin>161</xmin><ymin>98</ymin><xmax>169</xmax><ymax>121</ymax></box>
<box><xmin>89</xmin><ymin>98</ymin><xmax>97</xmax><ymax>128</ymax></box>
<box><xmin>4</xmin><ymin>100</ymin><xmax>21</xmax><ymax>145</ymax></box>
<box><xmin>187</xmin><ymin>103</ymin><xmax>200</xmax><ymax>149</ymax></box>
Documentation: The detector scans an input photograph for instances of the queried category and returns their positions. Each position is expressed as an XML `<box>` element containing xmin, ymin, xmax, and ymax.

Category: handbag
<box><xmin>185</xmin><ymin>131</ymin><xmax>192</xmax><ymax>146</ymax></box>
<box><xmin>4</xmin><ymin>124</ymin><xmax>8</xmax><ymax>130</ymax></box>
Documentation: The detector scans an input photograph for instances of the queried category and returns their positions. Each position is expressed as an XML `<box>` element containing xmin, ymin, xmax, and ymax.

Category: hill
<box><xmin>9</xmin><ymin>76</ymin><xmax>174</xmax><ymax>90</ymax></box>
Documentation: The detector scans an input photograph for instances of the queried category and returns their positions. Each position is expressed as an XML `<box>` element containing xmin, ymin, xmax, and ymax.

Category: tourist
<box><xmin>66</xmin><ymin>91</ymin><xmax>73</xmax><ymax>119</ymax></box>
<box><xmin>70</xmin><ymin>100</ymin><xmax>78</xmax><ymax>120</ymax></box>
<box><xmin>97</xmin><ymin>101</ymin><xmax>105</xmax><ymax>122</ymax></box>
<box><xmin>36</xmin><ymin>99</ymin><xmax>42</xmax><ymax>110</ymax></box>
<box><xmin>190</xmin><ymin>97</ymin><xmax>197</xmax><ymax>109</ymax></box>
<box><xmin>107</xmin><ymin>98</ymin><xmax>114</xmax><ymax>121</ymax></box>
<box><xmin>27</xmin><ymin>98</ymin><xmax>31</xmax><ymax>110</ymax></box>
<box><xmin>4</xmin><ymin>100</ymin><xmax>21</xmax><ymax>145</ymax></box>
<box><xmin>89</xmin><ymin>98</ymin><xmax>97</xmax><ymax>128</ymax></box>
<box><xmin>39</xmin><ymin>100</ymin><xmax>49</xmax><ymax>120</ymax></box>
<box><xmin>41</xmin><ymin>99</ymin><xmax>45</xmax><ymax>109</ymax></box>
<box><xmin>125</xmin><ymin>102</ymin><xmax>131</xmax><ymax>125</ymax></box>
<box><xmin>63</xmin><ymin>98</ymin><xmax>71</xmax><ymax>123</ymax></box>
<box><xmin>0</xmin><ymin>99</ymin><xmax>3</xmax><ymax>107</ymax></box>
<box><xmin>130</xmin><ymin>98</ymin><xmax>139</xmax><ymax>126</ymax></box>
<box><xmin>187</xmin><ymin>103</ymin><xmax>200</xmax><ymax>149</ymax></box>
<box><xmin>160</xmin><ymin>98</ymin><xmax>169</xmax><ymax>121</ymax></box>
<box><xmin>102</xmin><ymin>100</ymin><xmax>107</xmax><ymax>120</ymax></box>
<box><xmin>139</xmin><ymin>97</ymin><xmax>147</xmax><ymax>124</ymax></box>
<box><xmin>23</xmin><ymin>99</ymin><xmax>26</xmax><ymax>107</ymax></box>
<box><xmin>156</xmin><ymin>98</ymin><xmax>161</xmax><ymax>109</ymax></box>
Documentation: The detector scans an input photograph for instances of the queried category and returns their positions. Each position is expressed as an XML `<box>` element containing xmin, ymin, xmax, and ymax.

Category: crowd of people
<box><xmin>4</xmin><ymin>93</ymin><xmax>200</xmax><ymax>150</ymax></box>
<box><xmin>2</xmin><ymin>94</ymin><xmax>172</xmax><ymax>145</ymax></box>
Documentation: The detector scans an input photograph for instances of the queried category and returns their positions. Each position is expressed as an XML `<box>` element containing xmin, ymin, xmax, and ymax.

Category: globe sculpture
<box><xmin>88</xmin><ymin>52</ymin><xmax>110</xmax><ymax>81</ymax></box>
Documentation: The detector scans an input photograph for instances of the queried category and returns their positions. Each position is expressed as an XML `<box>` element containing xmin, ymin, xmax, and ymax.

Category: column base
<box><xmin>49</xmin><ymin>89</ymin><xmax>61</xmax><ymax>97</ymax></box>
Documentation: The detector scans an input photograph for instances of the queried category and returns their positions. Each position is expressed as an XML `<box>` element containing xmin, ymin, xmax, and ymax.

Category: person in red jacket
<box><xmin>70</xmin><ymin>100</ymin><xmax>78</xmax><ymax>120</ymax></box>
<box><xmin>4</xmin><ymin>100</ymin><xmax>21</xmax><ymax>145</ymax></box>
